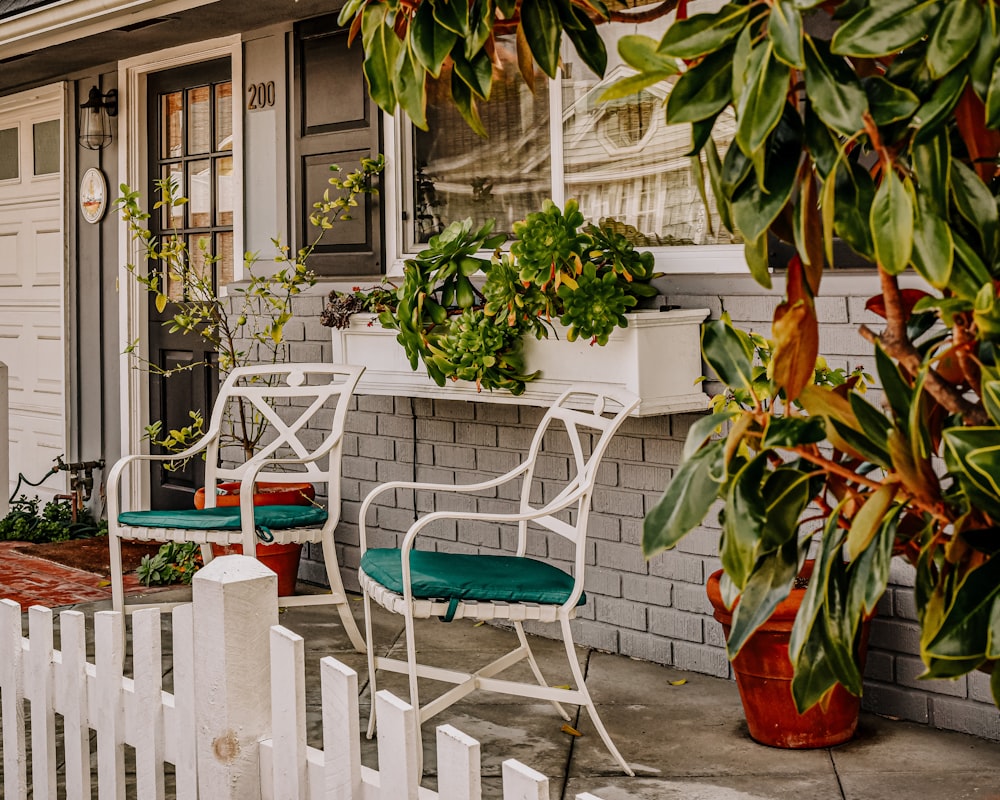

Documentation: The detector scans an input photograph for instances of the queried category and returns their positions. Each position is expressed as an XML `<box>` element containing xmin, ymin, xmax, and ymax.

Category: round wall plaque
<box><xmin>80</xmin><ymin>167</ymin><xmax>108</xmax><ymax>224</ymax></box>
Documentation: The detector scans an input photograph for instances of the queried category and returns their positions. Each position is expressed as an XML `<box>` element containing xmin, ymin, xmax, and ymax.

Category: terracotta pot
<box><xmin>197</xmin><ymin>481</ymin><xmax>314</xmax><ymax>596</ymax></box>
<box><xmin>706</xmin><ymin>565</ymin><xmax>869</xmax><ymax>749</ymax></box>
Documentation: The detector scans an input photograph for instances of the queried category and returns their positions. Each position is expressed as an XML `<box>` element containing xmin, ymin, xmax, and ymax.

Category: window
<box><xmin>0</xmin><ymin>127</ymin><xmax>17</xmax><ymax>181</ymax></box>
<box><xmin>399</xmin><ymin>2</ymin><xmax>743</xmax><ymax>272</ymax></box>
<box><xmin>32</xmin><ymin>120</ymin><xmax>60</xmax><ymax>176</ymax></box>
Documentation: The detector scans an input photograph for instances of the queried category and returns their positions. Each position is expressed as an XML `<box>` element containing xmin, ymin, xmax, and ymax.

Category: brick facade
<box><xmin>289</xmin><ymin>272</ymin><xmax>1000</xmax><ymax>742</ymax></box>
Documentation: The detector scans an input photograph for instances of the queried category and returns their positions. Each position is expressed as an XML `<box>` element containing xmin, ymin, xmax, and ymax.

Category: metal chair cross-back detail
<box><xmin>358</xmin><ymin>384</ymin><xmax>640</xmax><ymax>776</ymax></box>
<box><xmin>107</xmin><ymin>363</ymin><xmax>366</xmax><ymax>651</ymax></box>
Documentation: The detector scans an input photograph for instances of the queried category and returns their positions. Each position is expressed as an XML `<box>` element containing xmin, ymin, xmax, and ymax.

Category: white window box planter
<box><xmin>330</xmin><ymin>308</ymin><xmax>711</xmax><ymax>416</ymax></box>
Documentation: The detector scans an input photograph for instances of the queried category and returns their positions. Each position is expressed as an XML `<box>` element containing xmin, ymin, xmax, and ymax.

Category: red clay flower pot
<box><xmin>197</xmin><ymin>481</ymin><xmax>315</xmax><ymax>596</ymax></box>
<box><xmin>706</xmin><ymin>565</ymin><xmax>869</xmax><ymax>749</ymax></box>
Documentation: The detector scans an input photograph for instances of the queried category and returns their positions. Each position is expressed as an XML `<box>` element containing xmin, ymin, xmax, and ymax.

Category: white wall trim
<box><xmin>117</xmin><ymin>34</ymin><xmax>243</xmax><ymax>508</ymax></box>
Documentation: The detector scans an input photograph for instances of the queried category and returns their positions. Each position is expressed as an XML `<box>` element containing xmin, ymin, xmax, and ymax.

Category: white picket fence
<box><xmin>0</xmin><ymin>555</ymin><xmax>605</xmax><ymax>800</ymax></box>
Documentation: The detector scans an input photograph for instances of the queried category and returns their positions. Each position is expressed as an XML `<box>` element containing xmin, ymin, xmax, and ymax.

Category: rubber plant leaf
<box><xmin>768</xmin><ymin>0</ymin><xmax>805</xmax><ymax>69</ymax></box>
<box><xmin>910</xmin><ymin>196</ymin><xmax>954</xmax><ymax>288</ymax></box>
<box><xmin>803</xmin><ymin>37</ymin><xmax>868</xmax><ymax>137</ymax></box>
<box><xmin>701</xmin><ymin>316</ymin><xmax>755</xmax><ymax>392</ymax></box>
<box><xmin>926</xmin><ymin>0</ymin><xmax>982</xmax><ymax>80</ymax></box>
<box><xmin>983</xmin><ymin>380</ymin><xmax>1000</xmax><ymax>426</ymax></box>
<box><xmin>361</xmin><ymin>5</ymin><xmax>399</xmax><ymax>114</ymax></box>
<box><xmin>520</xmin><ymin>0</ymin><xmax>561</xmax><ymax>78</ymax></box>
<box><xmin>735</xmin><ymin>42</ymin><xmax>790</xmax><ymax>167</ymax></box>
<box><xmin>727</xmin><ymin>538</ymin><xmax>800</xmax><ymax>657</ymax></box>
<box><xmin>846</xmin><ymin>483</ymin><xmax>897</xmax><ymax>560</ymax></box>
<box><xmin>942</xmin><ymin>427</ymin><xmax>1000</xmax><ymax>520</ymax></box>
<box><xmin>870</xmin><ymin>169</ymin><xmax>914</xmax><ymax>275</ymax></box>
<box><xmin>432</xmin><ymin>0</ymin><xmax>468</xmax><ymax>36</ymax></box>
<box><xmin>394</xmin><ymin>45</ymin><xmax>428</xmax><ymax>130</ymax></box>
<box><xmin>762</xmin><ymin>416</ymin><xmax>826</xmax><ymax>448</ymax></box>
<box><xmin>667</xmin><ymin>45</ymin><xmax>735</xmax><ymax>124</ymax></box>
<box><xmin>912</xmin><ymin>68</ymin><xmax>969</xmax><ymax>145</ymax></box>
<box><xmin>759</xmin><ymin>467</ymin><xmax>813</xmax><ymax>553</ymax></box>
<box><xmin>862</xmin><ymin>76</ymin><xmax>920</xmax><ymax>126</ymax></box>
<box><xmin>721</xmin><ymin>452</ymin><xmax>769</xmax><ymax>591</ymax></box>
<box><xmin>833</xmin><ymin>158</ymin><xmax>876</xmax><ymax>259</ymax></box>
<box><xmin>831</xmin><ymin>0</ymin><xmax>939</xmax><ymax>58</ymax></box>
<box><xmin>911</xmin><ymin>132</ymin><xmax>951</xmax><ymax>217</ymax></box>
<box><xmin>950</xmin><ymin>158</ymin><xmax>1000</xmax><ymax>263</ymax></box>
<box><xmin>465</xmin><ymin>0</ymin><xmax>492</xmax><ymax>60</ymax></box>
<box><xmin>925</xmin><ymin>556</ymin><xmax>1000</xmax><ymax>661</ymax></box>
<box><xmin>682</xmin><ymin>410</ymin><xmax>738</xmax><ymax>461</ymax></box>
<box><xmin>657</xmin><ymin>3</ymin><xmax>750</xmax><ymax>60</ymax></box>
<box><xmin>849</xmin><ymin>392</ymin><xmax>893</xmax><ymax>455</ymax></box>
<box><xmin>770</xmin><ymin>255</ymin><xmax>818</xmax><ymax>404</ymax></box>
<box><xmin>410</xmin><ymin>1</ymin><xmax>458</xmax><ymax>78</ymax></box>
<box><xmin>846</xmin><ymin>505</ymin><xmax>898</xmax><ymax>618</ymax></box>
<box><xmin>449</xmin><ymin>70</ymin><xmax>486</xmax><ymax>137</ymax></box>
<box><xmin>643</xmin><ymin>439</ymin><xmax>725</xmax><ymax>557</ymax></box>
<box><xmin>560</xmin><ymin>3</ymin><xmax>607</xmax><ymax>78</ymax></box>
<box><xmin>450</xmin><ymin>44</ymin><xmax>492</xmax><ymax>101</ymax></box>
<box><xmin>793</xmin><ymin>172</ymin><xmax>824</xmax><ymax>294</ymax></box>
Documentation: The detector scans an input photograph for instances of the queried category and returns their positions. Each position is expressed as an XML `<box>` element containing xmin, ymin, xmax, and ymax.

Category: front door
<box><xmin>146</xmin><ymin>59</ymin><xmax>233</xmax><ymax>509</ymax></box>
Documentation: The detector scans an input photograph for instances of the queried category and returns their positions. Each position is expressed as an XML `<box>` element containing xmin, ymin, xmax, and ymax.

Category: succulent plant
<box><xmin>482</xmin><ymin>254</ymin><xmax>553</xmax><ymax>336</ymax></box>
<box><xmin>512</xmin><ymin>199</ymin><xmax>587</xmax><ymax>291</ymax></box>
<box><xmin>558</xmin><ymin>261</ymin><xmax>638</xmax><ymax>346</ymax></box>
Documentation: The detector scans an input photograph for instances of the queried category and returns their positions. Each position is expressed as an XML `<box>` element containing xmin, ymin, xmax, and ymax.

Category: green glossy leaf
<box><xmin>922</xmin><ymin>654</ymin><xmax>988</xmax><ymax>680</ymax></box>
<box><xmin>875</xmin><ymin>344</ymin><xmax>913</xmax><ymax>424</ymax></box>
<box><xmin>870</xmin><ymin>170</ymin><xmax>914</xmax><ymax>275</ymax></box>
<box><xmin>846</xmin><ymin>484</ymin><xmax>896</xmax><ymax>560</ymax></box>
<box><xmin>971</xmin><ymin>22</ymin><xmax>1000</xmax><ymax>99</ymax></box>
<box><xmin>432</xmin><ymin>0</ymin><xmax>468</xmax><ymax>35</ymax></box>
<box><xmin>829</xmin><ymin>418</ymin><xmax>891</xmax><ymax>467</ymax></box>
<box><xmin>394</xmin><ymin>46</ymin><xmax>428</xmax><ymax>130</ymax></box>
<box><xmin>790</xmin><ymin>620</ymin><xmax>842</xmax><ymax>713</ymax></box>
<box><xmin>361</xmin><ymin>5</ymin><xmax>399</xmax><ymax>113</ymax></box>
<box><xmin>683</xmin><ymin>410</ymin><xmax>738</xmax><ymax>460</ymax></box>
<box><xmin>804</xmin><ymin>37</ymin><xmax>868</xmax><ymax>137</ymax></box>
<box><xmin>768</xmin><ymin>0</ymin><xmax>804</xmax><ymax>69</ymax></box>
<box><xmin>722</xmin><ymin>453</ymin><xmax>769</xmax><ymax>591</ymax></box>
<box><xmin>911</xmin><ymin>133</ymin><xmax>951</xmax><ymax>217</ymax></box>
<box><xmin>862</xmin><ymin>76</ymin><xmax>919</xmax><ymax>126</ymax></box>
<box><xmin>520</xmin><ymin>0</ymin><xmax>561</xmax><ymax>77</ymax></box>
<box><xmin>689</xmin><ymin>112</ymin><xmax>722</xmax><ymax>156</ymax></box>
<box><xmin>912</xmin><ymin>68</ymin><xmax>968</xmax><ymax>144</ymax></box>
<box><xmin>760</xmin><ymin>468</ymin><xmax>813</xmax><ymax>552</ymax></box>
<box><xmin>989</xmin><ymin>599</ymin><xmax>1000</xmax><ymax>660</ymax></box>
<box><xmin>849</xmin><ymin>392</ymin><xmax>892</xmax><ymax>449</ymax></box>
<box><xmin>925</xmin><ymin>557</ymin><xmax>1000</xmax><ymax>660</ymax></box>
<box><xmin>910</xmin><ymin>197</ymin><xmax>953</xmax><ymax>288</ymax></box>
<box><xmin>743</xmin><ymin>231</ymin><xmax>771</xmax><ymax>289</ymax></box>
<box><xmin>667</xmin><ymin>46</ymin><xmax>735</xmax><ymax>124</ymax></box>
<box><xmin>701</xmin><ymin>316</ymin><xmax>755</xmax><ymax>392</ymax></box>
<box><xmin>803</xmin><ymin>104</ymin><xmax>840</xmax><ymax>178</ymax></box>
<box><xmin>731</xmin><ymin>105</ymin><xmax>802</xmax><ymax>241</ymax></box>
<box><xmin>926</xmin><ymin>0</ymin><xmax>981</xmax><ymax>79</ymax></box>
<box><xmin>986</xmin><ymin>61</ymin><xmax>1000</xmax><ymax>127</ymax></box>
<box><xmin>950</xmin><ymin>158</ymin><xmax>1000</xmax><ymax>262</ymax></box>
<box><xmin>983</xmin><ymin>380</ymin><xmax>1000</xmax><ymax>426</ymax></box>
<box><xmin>762</xmin><ymin>416</ymin><xmax>826</xmax><ymax>447</ymax></box>
<box><xmin>942</xmin><ymin>427</ymin><xmax>1000</xmax><ymax>520</ymax></box>
<box><xmin>657</xmin><ymin>3</ymin><xmax>751</xmax><ymax>59</ymax></box>
<box><xmin>642</xmin><ymin>440</ymin><xmax>725</xmax><ymax>556</ymax></box>
<box><xmin>731</xmin><ymin>20</ymin><xmax>753</xmax><ymax>102</ymax></box>
<box><xmin>411</xmin><ymin>1</ymin><xmax>458</xmax><ymax>78</ymax></box>
<box><xmin>337</xmin><ymin>0</ymin><xmax>365</xmax><ymax>27</ymax></box>
<box><xmin>465</xmin><ymin>0</ymin><xmax>492</xmax><ymax>59</ymax></box>
<box><xmin>819</xmin><ymin>551</ymin><xmax>864</xmax><ymax>697</ymax></box>
<box><xmin>831</xmin><ymin>0</ymin><xmax>939</xmax><ymax>58</ymax></box>
<box><xmin>450</xmin><ymin>44</ymin><xmax>492</xmax><ymax>100</ymax></box>
<box><xmin>846</xmin><ymin>505</ymin><xmax>898</xmax><ymax>618</ymax></box>
<box><xmin>561</xmin><ymin>4</ymin><xmax>607</xmax><ymax>77</ymax></box>
<box><xmin>735</xmin><ymin>43</ymin><xmax>790</xmax><ymax>165</ymax></box>
<box><xmin>704</xmin><ymin>137</ymin><xmax>735</xmax><ymax>234</ymax></box>
<box><xmin>617</xmin><ymin>34</ymin><xmax>679</xmax><ymax>74</ymax></box>
<box><xmin>727</xmin><ymin>540</ymin><xmax>799</xmax><ymax>656</ymax></box>
<box><xmin>449</xmin><ymin>70</ymin><xmax>486</xmax><ymax>137</ymax></box>
<box><xmin>833</xmin><ymin>158</ymin><xmax>876</xmax><ymax>259</ymax></box>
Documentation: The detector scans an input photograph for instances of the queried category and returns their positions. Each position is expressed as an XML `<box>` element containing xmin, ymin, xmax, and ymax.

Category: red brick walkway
<box><xmin>0</xmin><ymin>541</ymin><xmax>153</xmax><ymax>608</ymax></box>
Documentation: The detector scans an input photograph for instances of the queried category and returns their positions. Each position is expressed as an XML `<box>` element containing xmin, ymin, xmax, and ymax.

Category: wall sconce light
<box><xmin>78</xmin><ymin>86</ymin><xmax>118</xmax><ymax>151</ymax></box>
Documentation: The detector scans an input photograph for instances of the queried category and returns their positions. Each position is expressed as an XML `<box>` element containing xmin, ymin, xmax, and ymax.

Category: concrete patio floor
<box><xmin>7</xmin><ymin>584</ymin><xmax>1000</xmax><ymax>800</ymax></box>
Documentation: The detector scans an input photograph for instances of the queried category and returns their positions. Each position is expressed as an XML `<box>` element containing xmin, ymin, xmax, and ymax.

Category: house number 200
<box><xmin>247</xmin><ymin>81</ymin><xmax>276</xmax><ymax>110</ymax></box>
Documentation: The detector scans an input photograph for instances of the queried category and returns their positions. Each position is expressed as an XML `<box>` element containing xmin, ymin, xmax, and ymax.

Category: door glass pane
<box><xmin>161</xmin><ymin>164</ymin><xmax>185</xmax><ymax>229</ymax></box>
<box><xmin>216</xmin><ymin>156</ymin><xmax>234</xmax><ymax>226</ymax></box>
<box><xmin>0</xmin><ymin>128</ymin><xmax>17</xmax><ymax>180</ymax></box>
<box><xmin>560</xmin><ymin>16</ymin><xmax>741</xmax><ymax>246</ymax></box>
<box><xmin>187</xmin><ymin>86</ymin><xmax>211</xmax><ymax>155</ymax></box>
<box><xmin>32</xmin><ymin>120</ymin><xmax>60</xmax><ymax>176</ymax></box>
<box><xmin>162</xmin><ymin>92</ymin><xmax>184</xmax><ymax>158</ymax></box>
<box><xmin>165</xmin><ymin>234</ymin><xmax>185</xmax><ymax>300</ymax></box>
<box><xmin>187</xmin><ymin>159</ymin><xmax>211</xmax><ymax>227</ymax></box>
<box><xmin>188</xmin><ymin>234</ymin><xmax>211</xmax><ymax>283</ymax></box>
<box><xmin>411</xmin><ymin>35</ymin><xmax>549</xmax><ymax>245</ymax></box>
<box><xmin>217</xmin><ymin>231</ymin><xmax>235</xmax><ymax>286</ymax></box>
<box><xmin>215</xmin><ymin>82</ymin><xmax>233</xmax><ymax>151</ymax></box>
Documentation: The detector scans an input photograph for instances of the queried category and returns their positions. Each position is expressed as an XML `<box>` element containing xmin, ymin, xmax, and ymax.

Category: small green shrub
<box><xmin>0</xmin><ymin>496</ymin><xmax>108</xmax><ymax>543</ymax></box>
<box><xmin>136</xmin><ymin>542</ymin><xmax>202</xmax><ymax>586</ymax></box>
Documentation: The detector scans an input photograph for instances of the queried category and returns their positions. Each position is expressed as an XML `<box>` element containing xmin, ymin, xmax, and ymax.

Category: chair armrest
<box><xmin>358</xmin><ymin>463</ymin><xmax>532</xmax><ymax>552</ymax></box>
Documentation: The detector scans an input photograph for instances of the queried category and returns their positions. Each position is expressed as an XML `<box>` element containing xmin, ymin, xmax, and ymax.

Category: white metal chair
<box><xmin>107</xmin><ymin>363</ymin><xmax>366</xmax><ymax>651</ymax></box>
<box><xmin>358</xmin><ymin>385</ymin><xmax>639</xmax><ymax>776</ymax></box>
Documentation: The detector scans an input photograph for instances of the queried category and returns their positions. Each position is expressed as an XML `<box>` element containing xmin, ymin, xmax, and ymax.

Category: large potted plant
<box><xmin>118</xmin><ymin>156</ymin><xmax>385</xmax><ymax>591</ymax></box>
<box><xmin>336</xmin><ymin>0</ymin><xmax>1000</xmax><ymax>714</ymax></box>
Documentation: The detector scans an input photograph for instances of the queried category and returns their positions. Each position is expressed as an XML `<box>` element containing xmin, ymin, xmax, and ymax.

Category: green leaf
<box><xmin>617</xmin><ymin>34</ymin><xmax>679</xmax><ymax>75</ymax></box>
<box><xmin>942</xmin><ymin>427</ymin><xmax>1000</xmax><ymax>520</ymax></box>
<box><xmin>411</xmin><ymin>1</ymin><xmax>459</xmax><ymax>78</ymax></box>
<box><xmin>465</xmin><ymin>0</ymin><xmax>493</xmax><ymax>59</ymax></box>
<box><xmin>986</xmin><ymin>61</ymin><xmax>1000</xmax><ymax>127</ymax></box>
<box><xmin>910</xmin><ymin>197</ymin><xmax>953</xmax><ymax>288</ymax></box>
<box><xmin>731</xmin><ymin>105</ymin><xmax>802</xmax><ymax>241</ymax></box>
<box><xmin>912</xmin><ymin>68</ymin><xmax>969</xmax><ymax>144</ymax></box>
<box><xmin>983</xmin><ymin>380</ymin><xmax>1000</xmax><ymax>426</ymax></box>
<box><xmin>846</xmin><ymin>484</ymin><xmax>896</xmax><ymax>560</ymax></box>
<box><xmin>971</xmin><ymin>22</ymin><xmax>1000</xmax><ymax>99</ymax></box>
<box><xmin>762</xmin><ymin>416</ymin><xmax>826</xmax><ymax>448</ymax></box>
<box><xmin>833</xmin><ymin>158</ymin><xmax>876</xmax><ymax>260</ymax></box>
<box><xmin>361</xmin><ymin>5</ymin><xmax>399</xmax><ymax>113</ymax></box>
<box><xmin>870</xmin><ymin>170</ymin><xmax>914</xmax><ymax>275</ymax></box>
<box><xmin>520</xmin><ymin>0</ymin><xmax>561</xmax><ymax>77</ymax></box>
<box><xmin>735</xmin><ymin>43</ymin><xmax>791</xmax><ymax>165</ymax></box>
<box><xmin>561</xmin><ymin>4</ymin><xmax>607</xmax><ymax>77</ymax></box>
<box><xmin>657</xmin><ymin>3</ymin><xmax>751</xmax><ymax>59</ymax></box>
<box><xmin>727</xmin><ymin>540</ymin><xmax>799</xmax><ymax>656</ymax></box>
<box><xmin>721</xmin><ymin>453</ymin><xmax>769</xmax><ymax>591</ymax></box>
<box><xmin>394</xmin><ymin>45</ymin><xmax>428</xmax><ymax>130</ymax></box>
<box><xmin>950</xmin><ymin>158</ymin><xmax>1000</xmax><ymax>263</ymax></box>
<box><xmin>911</xmin><ymin>133</ymin><xmax>951</xmax><ymax>217</ymax></box>
<box><xmin>667</xmin><ymin>46</ymin><xmax>735</xmax><ymax>124</ymax></box>
<box><xmin>705</xmin><ymin>137</ymin><xmax>735</xmax><ymax>233</ymax></box>
<box><xmin>989</xmin><ymin>598</ymin><xmax>1000</xmax><ymax>659</ymax></box>
<box><xmin>432</xmin><ymin>0</ymin><xmax>468</xmax><ymax>36</ymax></box>
<box><xmin>804</xmin><ymin>37</ymin><xmax>868</xmax><ymax>137</ymax></box>
<box><xmin>875</xmin><ymin>344</ymin><xmax>913</xmax><ymax>424</ymax></box>
<box><xmin>155</xmin><ymin>293</ymin><xmax>167</xmax><ymax>314</ymax></box>
<box><xmin>925</xmin><ymin>557</ymin><xmax>1000</xmax><ymax>660</ymax></box>
<box><xmin>926</xmin><ymin>0</ymin><xmax>982</xmax><ymax>79</ymax></box>
<box><xmin>846</xmin><ymin>505</ymin><xmax>898</xmax><ymax>618</ymax></box>
<box><xmin>768</xmin><ymin>0</ymin><xmax>804</xmax><ymax>68</ymax></box>
<box><xmin>701</xmin><ymin>316</ymin><xmax>755</xmax><ymax>391</ymax></box>
<box><xmin>449</xmin><ymin>71</ymin><xmax>486</xmax><ymax>136</ymax></box>
<box><xmin>831</xmin><ymin>0</ymin><xmax>939</xmax><ymax>58</ymax></box>
<box><xmin>450</xmin><ymin>44</ymin><xmax>493</xmax><ymax>101</ymax></box>
<box><xmin>642</xmin><ymin>440</ymin><xmax>725</xmax><ymax>557</ymax></box>
<box><xmin>862</xmin><ymin>76</ymin><xmax>919</xmax><ymax>126</ymax></box>
<box><xmin>682</xmin><ymin>410</ymin><xmax>738</xmax><ymax>461</ymax></box>
<box><xmin>743</xmin><ymin>231</ymin><xmax>771</xmax><ymax>289</ymax></box>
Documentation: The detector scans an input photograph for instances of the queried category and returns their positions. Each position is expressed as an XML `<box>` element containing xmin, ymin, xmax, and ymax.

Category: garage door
<box><xmin>0</xmin><ymin>84</ymin><xmax>67</xmax><ymax>502</ymax></box>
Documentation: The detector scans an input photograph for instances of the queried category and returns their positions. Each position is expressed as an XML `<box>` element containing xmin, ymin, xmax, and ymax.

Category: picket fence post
<box><xmin>193</xmin><ymin>555</ymin><xmax>278</xmax><ymax>799</ymax></box>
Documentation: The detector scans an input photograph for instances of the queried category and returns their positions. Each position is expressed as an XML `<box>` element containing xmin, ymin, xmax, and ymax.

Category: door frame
<box><xmin>117</xmin><ymin>35</ymin><xmax>242</xmax><ymax>509</ymax></box>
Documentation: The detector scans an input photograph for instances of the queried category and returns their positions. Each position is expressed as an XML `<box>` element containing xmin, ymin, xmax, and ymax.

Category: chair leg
<box><xmin>559</xmin><ymin>616</ymin><xmax>634</xmax><ymax>777</ymax></box>
<box><xmin>363</xmin><ymin>591</ymin><xmax>379</xmax><ymax>740</ymax></box>
<box><xmin>109</xmin><ymin>534</ymin><xmax>125</xmax><ymax>616</ymax></box>
<box><xmin>513</xmin><ymin>621</ymin><xmax>571</xmax><ymax>722</ymax></box>
<box><xmin>402</xmin><ymin>604</ymin><xmax>425</xmax><ymax>782</ymax></box>
<box><xmin>320</xmin><ymin>531</ymin><xmax>367</xmax><ymax>653</ymax></box>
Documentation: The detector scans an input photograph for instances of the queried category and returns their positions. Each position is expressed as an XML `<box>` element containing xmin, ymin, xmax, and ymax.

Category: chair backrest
<box><xmin>516</xmin><ymin>385</ymin><xmax>639</xmax><ymax>575</ymax></box>
<box><xmin>201</xmin><ymin>364</ymin><xmax>364</xmax><ymax>505</ymax></box>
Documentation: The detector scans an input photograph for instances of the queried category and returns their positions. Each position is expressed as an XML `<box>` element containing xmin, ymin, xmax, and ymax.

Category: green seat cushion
<box><xmin>118</xmin><ymin>505</ymin><xmax>326</xmax><ymax>531</ymax></box>
<box><xmin>360</xmin><ymin>548</ymin><xmax>585</xmax><ymax>607</ymax></box>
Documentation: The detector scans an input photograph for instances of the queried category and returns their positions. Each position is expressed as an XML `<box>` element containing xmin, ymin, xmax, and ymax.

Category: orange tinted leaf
<box><xmin>561</xmin><ymin>724</ymin><xmax>583</xmax><ymax>737</ymax></box>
